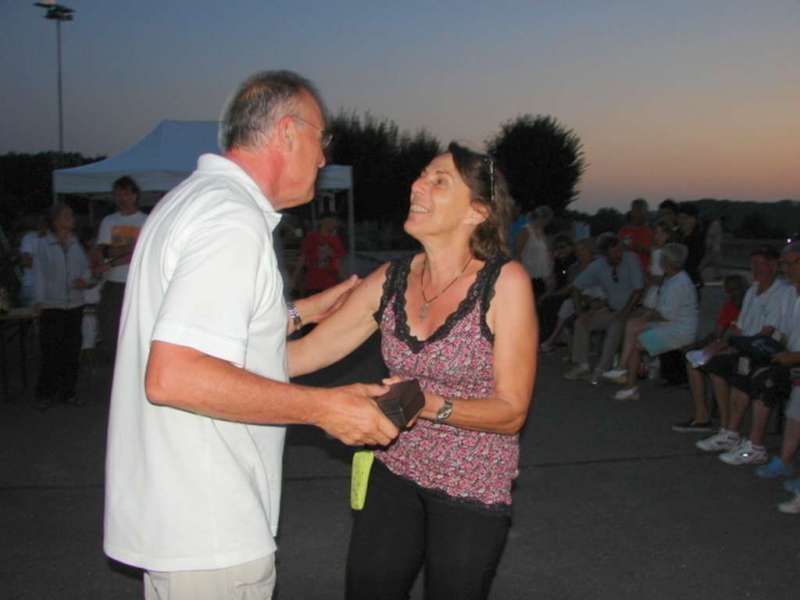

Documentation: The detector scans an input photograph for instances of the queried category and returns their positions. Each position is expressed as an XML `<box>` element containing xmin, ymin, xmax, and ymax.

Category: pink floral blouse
<box><xmin>373</xmin><ymin>255</ymin><xmax>519</xmax><ymax>510</ymax></box>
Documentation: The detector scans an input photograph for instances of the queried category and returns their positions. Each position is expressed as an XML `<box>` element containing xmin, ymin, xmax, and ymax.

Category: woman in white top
<box><xmin>610</xmin><ymin>243</ymin><xmax>699</xmax><ymax>400</ymax></box>
<box><xmin>515</xmin><ymin>205</ymin><xmax>553</xmax><ymax>298</ymax></box>
<box><xmin>32</xmin><ymin>203</ymin><xmax>92</xmax><ymax>409</ymax></box>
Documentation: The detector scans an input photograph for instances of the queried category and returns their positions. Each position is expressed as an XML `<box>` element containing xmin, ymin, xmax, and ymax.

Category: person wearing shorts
<box><xmin>611</xmin><ymin>243</ymin><xmax>698</xmax><ymax>401</ymax></box>
<box><xmin>696</xmin><ymin>245</ymin><xmax>791</xmax><ymax>453</ymax></box>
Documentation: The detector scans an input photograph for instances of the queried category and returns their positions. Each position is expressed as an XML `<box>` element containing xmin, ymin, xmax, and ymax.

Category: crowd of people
<box><xmin>2</xmin><ymin>71</ymin><xmax>797</xmax><ymax>599</ymax></box>
<box><xmin>516</xmin><ymin>197</ymin><xmax>800</xmax><ymax>516</ymax></box>
<box><xmin>9</xmin><ymin>176</ymin><xmax>148</xmax><ymax>409</ymax></box>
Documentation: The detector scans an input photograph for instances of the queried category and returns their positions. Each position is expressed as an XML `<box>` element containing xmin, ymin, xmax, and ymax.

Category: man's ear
<box><xmin>465</xmin><ymin>202</ymin><xmax>489</xmax><ymax>226</ymax></box>
<box><xmin>276</xmin><ymin>114</ymin><xmax>295</xmax><ymax>151</ymax></box>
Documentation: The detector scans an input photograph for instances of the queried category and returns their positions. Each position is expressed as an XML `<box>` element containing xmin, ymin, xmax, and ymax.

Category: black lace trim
<box><xmin>374</xmin><ymin>254</ymin><xmax>510</xmax><ymax>354</ymax></box>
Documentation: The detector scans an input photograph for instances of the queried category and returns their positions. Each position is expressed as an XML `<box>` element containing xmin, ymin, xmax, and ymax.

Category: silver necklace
<box><xmin>419</xmin><ymin>255</ymin><xmax>472</xmax><ymax>320</ymax></box>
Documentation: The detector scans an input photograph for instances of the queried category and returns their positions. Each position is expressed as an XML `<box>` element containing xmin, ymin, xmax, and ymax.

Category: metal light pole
<box><xmin>34</xmin><ymin>2</ymin><xmax>75</xmax><ymax>154</ymax></box>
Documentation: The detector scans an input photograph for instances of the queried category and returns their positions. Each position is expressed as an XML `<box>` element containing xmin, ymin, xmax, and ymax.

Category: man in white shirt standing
<box><xmin>96</xmin><ymin>175</ymin><xmax>147</xmax><ymax>362</ymax></box>
<box><xmin>104</xmin><ymin>71</ymin><xmax>399</xmax><ymax>599</ymax></box>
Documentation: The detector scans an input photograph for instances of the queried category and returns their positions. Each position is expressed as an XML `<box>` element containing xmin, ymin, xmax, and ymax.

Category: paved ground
<box><xmin>1</xmin><ymin>282</ymin><xmax>798</xmax><ymax>599</ymax></box>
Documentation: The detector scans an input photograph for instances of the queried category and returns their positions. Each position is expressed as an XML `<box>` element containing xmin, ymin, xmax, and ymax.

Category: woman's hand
<box><xmin>296</xmin><ymin>275</ymin><xmax>361</xmax><ymax>326</ymax></box>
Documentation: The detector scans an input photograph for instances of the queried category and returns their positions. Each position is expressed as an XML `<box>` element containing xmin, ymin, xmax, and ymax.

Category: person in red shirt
<box><xmin>293</xmin><ymin>213</ymin><xmax>346</xmax><ymax>295</ymax></box>
<box><xmin>618</xmin><ymin>198</ymin><xmax>654</xmax><ymax>272</ymax></box>
<box><xmin>672</xmin><ymin>274</ymin><xmax>748</xmax><ymax>432</ymax></box>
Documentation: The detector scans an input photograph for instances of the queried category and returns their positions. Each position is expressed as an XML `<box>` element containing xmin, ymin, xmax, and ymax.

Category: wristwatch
<box><xmin>287</xmin><ymin>301</ymin><xmax>303</xmax><ymax>330</ymax></box>
<box><xmin>435</xmin><ymin>399</ymin><xmax>454</xmax><ymax>423</ymax></box>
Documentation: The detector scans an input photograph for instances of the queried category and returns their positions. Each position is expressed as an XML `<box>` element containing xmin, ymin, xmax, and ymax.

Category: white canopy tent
<box><xmin>52</xmin><ymin>120</ymin><xmax>356</xmax><ymax>271</ymax></box>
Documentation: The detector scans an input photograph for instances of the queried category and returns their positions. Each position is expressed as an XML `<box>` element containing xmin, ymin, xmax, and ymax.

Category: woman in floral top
<box><xmin>289</xmin><ymin>142</ymin><xmax>538</xmax><ymax>599</ymax></box>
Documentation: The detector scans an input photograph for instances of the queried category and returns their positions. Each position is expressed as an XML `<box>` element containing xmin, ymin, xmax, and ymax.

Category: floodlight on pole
<box><xmin>34</xmin><ymin>1</ymin><xmax>75</xmax><ymax>154</ymax></box>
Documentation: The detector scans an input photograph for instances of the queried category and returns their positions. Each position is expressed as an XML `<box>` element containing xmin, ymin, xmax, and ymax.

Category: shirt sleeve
<box><xmin>573</xmin><ymin>260</ymin><xmax>597</xmax><ymax>291</ymax></box>
<box><xmin>775</xmin><ymin>288</ymin><xmax>798</xmax><ymax>336</ymax></box>
<box><xmin>152</xmin><ymin>209</ymin><xmax>272</xmax><ymax>367</ymax></box>
<box><xmin>764</xmin><ymin>286</ymin><xmax>790</xmax><ymax>330</ymax></box>
<box><xmin>97</xmin><ymin>216</ymin><xmax>112</xmax><ymax>246</ymax></box>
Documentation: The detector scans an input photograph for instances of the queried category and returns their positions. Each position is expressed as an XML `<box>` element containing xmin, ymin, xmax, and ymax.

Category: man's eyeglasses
<box><xmin>291</xmin><ymin>115</ymin><xmax>333</xmax><ymax>149</ymax></box>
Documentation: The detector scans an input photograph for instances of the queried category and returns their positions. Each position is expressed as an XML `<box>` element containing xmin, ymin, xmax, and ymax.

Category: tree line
<box><xmin>2</xmin><ymin>114</ymin><xmax>795</xmax><ymax>241</ymax></box>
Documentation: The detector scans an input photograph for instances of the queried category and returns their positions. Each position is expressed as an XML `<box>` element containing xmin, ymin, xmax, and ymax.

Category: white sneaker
<box><xmin>613</xmin><ymin>386</ymin><xmax>639</xmax><ymax>401</ymax></box>
<box><xmin>564</xmin><ymin>364</ymin><xmax>591</xmax><ymax>381</ymax></box>
<box><xmin>719</xmin><ymin>440</ymin><xmax>768</xmax><ymax>465</ymax></box>
<box><xmin>696</xmin><ymin>430</ymin><xmax>740</xmax><ymax>452</ymax></box>
<box><xmin>778</xmin><ymin>493</ymin><xmax>800</xmax><ymax>515</ymax></box>
<box><xmin>602</xmin><ymin>368</ymin><xmax>628</xmax><ymax>384</ymax></box>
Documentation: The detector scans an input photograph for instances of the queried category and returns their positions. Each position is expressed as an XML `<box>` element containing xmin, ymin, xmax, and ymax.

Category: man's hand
<box><xmin>297</xmin><ymin>275</ymin><xmax>361</xmax><ymax>325</ymax></box>
<box><xmin>313</xmin><ymin>382</ymin><xmax>399</xmax><ymax>446</ymax></box>
<box><xmin>771</xmin><ymin>352</ymin><xmax>800</xmax><ymax>366</ymax></box>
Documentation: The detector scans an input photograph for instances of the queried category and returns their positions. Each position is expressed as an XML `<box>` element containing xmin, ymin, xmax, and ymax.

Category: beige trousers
<box><xmin>571</xmin><ymin>307</ymin><xmax>625</xmax><ymax>373</ymax></box>
<box><xmin>144</xmin><ymin>554</ymin><xmax>275</xmax><ymax>600</ymax></box>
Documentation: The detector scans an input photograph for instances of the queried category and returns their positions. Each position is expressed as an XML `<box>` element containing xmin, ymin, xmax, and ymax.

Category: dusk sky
<box><xmin>2</xmin><ymin>0</ymin><xmax>798</xmax><ymax>212</ymax></box>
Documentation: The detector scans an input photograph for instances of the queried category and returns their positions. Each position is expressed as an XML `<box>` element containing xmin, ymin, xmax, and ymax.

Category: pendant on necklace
<box><xmin>419</xmin><ymin>302</ymin><xmax>430</xmax><ymax>320</ymax></box>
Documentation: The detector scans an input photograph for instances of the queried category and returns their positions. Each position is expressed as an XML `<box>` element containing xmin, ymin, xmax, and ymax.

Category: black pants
<box><xmin>346</xmin><ymin>461</ymin><xmax>510</xmax><ymax>600</ymax></box>
<box><xmin>99</xmin><ymin>281</ymin><xmax>125</xmax><ymax>362</ymax></box>
<box><xmin>37</xmin><ymin>307</ymin><xmax>83</xmax><ymax>400</ymax></box>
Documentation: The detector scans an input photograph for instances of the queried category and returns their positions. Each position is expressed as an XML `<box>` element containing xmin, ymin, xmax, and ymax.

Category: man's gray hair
<box><xmin>782</xmin><ymin>241</ymin><xmax>800</xmax><ymax>257</ymax></box>
<box><xmin>218</xmin><ymin>70</ymin><xmax>326</xmax><ymax>152</ymax></box>
<box><xmin>661</xmin><ymin>243</ymin><xmax>689</xmax><ymax>270</ymax></box>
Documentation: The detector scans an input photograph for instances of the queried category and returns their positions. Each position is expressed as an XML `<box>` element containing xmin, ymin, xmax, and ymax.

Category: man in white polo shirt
<box><xmin>104</xmin><ymin>71</ymin><xmax>399</xmax><ymax>599</ymax></box>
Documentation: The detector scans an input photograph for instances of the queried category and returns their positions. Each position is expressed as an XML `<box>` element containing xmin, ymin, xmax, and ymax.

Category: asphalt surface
<box><xmin>1</xmin><ymin>283</ymin><xmax>798</xmax><ymax>599</ymax></box>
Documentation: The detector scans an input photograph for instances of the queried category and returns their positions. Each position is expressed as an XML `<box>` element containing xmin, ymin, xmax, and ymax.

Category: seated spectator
<box><xmin>695</xmin><ymin>246</ymin><xmax>791</xmax><ymax>453</ymax></box>
<box><xmin>516</xmin><ymin>205</ymin><xmax>554</xmax><ymax>298</ymax></box>
<box><xmin>540</xmin><ymin>237</ymin><xmax>604</xmax><ymax>353</ymax></box>
<box><xmin>618</xmin><ymin>198</ymin><xmax>653</xmax><ymax>272</ymax></box>
<box><xmin>776</xmin><ymin>417</ymin><xmax>800</xmax><ymax>514</ymax></box>
<box><xmin>564</xmin><ymin>233</ymin><xmax>644</xmax><ymax>384</ymax></box>
<box><xmin>716</xmin><ymin>243</ymin><xmax>800</xmax><ymax>466</ymax></box>
<box><xmin>537</xmin><ymin>234</ymin><xmax>577</xmax><ymax>340</ymax></box>
<box><xmin>755</xmin><ymin>264</ymin><xmax>800</xmax><ymax>504</ymax></box>
<box><xmin>768</xmin><ymin>365</ymin><xmax>800</xmax><ymax>513</ymax></box>
<box><xmin>671</xmin><ymin>274</ymin><xmax>748</xmax><ymax>432</ymax></box>
<box><xmin>642</xmin><ymin>219</ymin><xmax>683</xmax><ymax>310</ymax></box>
<box><xmin>606</xmin><ymin>244</ymin><xmax>698</xmax><ymax>401</ymax></box>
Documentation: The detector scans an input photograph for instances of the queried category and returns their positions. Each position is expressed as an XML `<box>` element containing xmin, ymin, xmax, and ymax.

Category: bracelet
<box><xmin>287</xmin><ymin>301</ymin><xmax>303</xmax><ymax>329</ymax></box>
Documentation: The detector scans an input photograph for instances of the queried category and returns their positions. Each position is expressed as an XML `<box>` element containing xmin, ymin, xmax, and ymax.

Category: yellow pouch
<box><xmin>350</xmin><ymin>449</ymin><xmax>374</xmax><ymax>510</ymax></box>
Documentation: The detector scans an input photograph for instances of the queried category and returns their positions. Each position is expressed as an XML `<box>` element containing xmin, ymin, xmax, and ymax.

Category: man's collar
<box><xmin>196</xmin><ymin>153</ymin><xmax>282</xmax><ymax>226</ymax></box>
